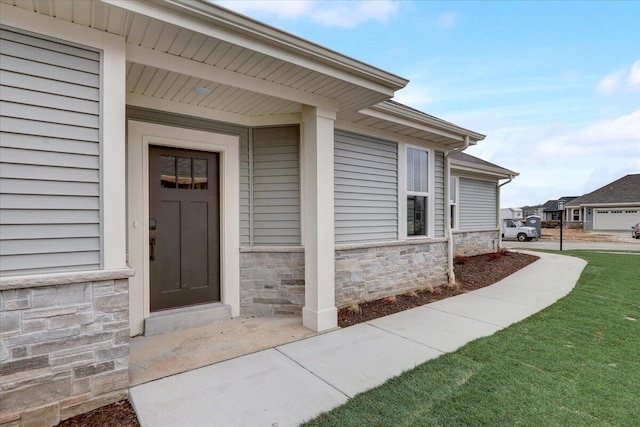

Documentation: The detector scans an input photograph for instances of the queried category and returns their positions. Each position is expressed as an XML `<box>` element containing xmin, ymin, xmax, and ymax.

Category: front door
<box><xmin>149</xmin><ymin>146</ymin><xmax>220</xmax><ymax>311</ymax></box>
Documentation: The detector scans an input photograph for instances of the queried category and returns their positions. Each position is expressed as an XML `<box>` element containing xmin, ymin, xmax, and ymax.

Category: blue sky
<box><xmin>215</xmin><ymin>0</ymin><xmax>640</xmax><ymax>208</ymax></box>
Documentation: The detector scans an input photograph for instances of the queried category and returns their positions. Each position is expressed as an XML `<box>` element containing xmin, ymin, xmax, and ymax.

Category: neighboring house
<box><xmin>541</xmin><ymin>197</ymin><xmax>578</xmax><ymax>221</ymax></box>
<box><xmin>522</xmin><ymin>204</ymin><xmax>544</xmax><ymax>218</ymax></box>
<box><xmin>0</xmin><ymin>1</ymin><xmax>516</xmax><ymax>424</ymax></box>
<box><xmin>499</xmin><ymin>207</ymin><xmax>523</xmax><ymax>220</ymax></box>
<box><xmin>565</xmin><ymin>174</ymin><xmax>640</xmax><ymax>230</ymax></box>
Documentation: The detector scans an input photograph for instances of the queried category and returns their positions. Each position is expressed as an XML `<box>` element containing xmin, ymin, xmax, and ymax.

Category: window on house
<box><xmin>407</xmin><ymin>147</ymin><xmax>429</xmax><ymax>236</ymax></box>
<box><xmin>572</xmin><ymin>209</ymin><xmax>580</xmax><ymax>221</ymax></box>
<box><xmin>450</xmin><ymin>176</ymin><xmax>458</xmax><ymax>229</ymax></box>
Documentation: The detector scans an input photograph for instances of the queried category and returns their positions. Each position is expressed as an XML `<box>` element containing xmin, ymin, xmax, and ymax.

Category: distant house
<box><xmin>542</xmin><ymin>197</ymin><xmax>578</xmax><ymax>221</ymax></box>
<box><xmin>522</xmin><ymin>204</ymin><xmax>544</xmax><ymax>217</ymax></box>
<box><xmin>565</xmin><ymin>174</ymin><xmax>640</xmax><ymax>230</ymax></box>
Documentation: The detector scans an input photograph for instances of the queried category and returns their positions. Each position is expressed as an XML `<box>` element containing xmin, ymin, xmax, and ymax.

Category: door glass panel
<box><xmin>193</xmin><ymin>158</ymin><xmax>208</xmax><ymax>190</ymax></box>
<box><xmin>177</xmin><ymin>157</ymin><xmax>193</xmax><ymax>189</ymax></box>
<box><xmin>160</xmin><ymin>156</ymin><xmax>176</xmax><ymax>188</ymax></box>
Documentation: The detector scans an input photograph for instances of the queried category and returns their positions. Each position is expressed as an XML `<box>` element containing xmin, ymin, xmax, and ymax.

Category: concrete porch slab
<box><xmin>130</xmin><ymin>315</ymin><xmax>316</xmax><ymax>386</ymax></box>
<box><xmin>276</xmin><ymin>323</ymin><xmax>442</xmax><ymax>398</ymax></box>
<box><xmin>130</xmin><ymin>348</ymin><xmax>348</xmax><ymax>427</ymax></box>
<box><xmin>368</xmin><ymin>305</ymin><xmax>502</xmax><ymax>353</ymax></box>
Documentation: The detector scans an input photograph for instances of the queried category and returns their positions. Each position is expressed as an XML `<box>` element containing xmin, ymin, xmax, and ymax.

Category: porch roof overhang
<box><xmin>2</xmin><ymin>0</ymin><xmax>408</xmax><ymax>119</ymax></box>
<box><xmin>341</xmin><ymin>100</ymin><xmax>486</xmax><ymax>148</ymax></box>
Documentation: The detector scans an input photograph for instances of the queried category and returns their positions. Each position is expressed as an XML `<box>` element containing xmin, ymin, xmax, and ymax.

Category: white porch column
<box><xmin>301</xmin><ymin>106</ymin><xmax>338</xmax><ymax>332</ymax></box>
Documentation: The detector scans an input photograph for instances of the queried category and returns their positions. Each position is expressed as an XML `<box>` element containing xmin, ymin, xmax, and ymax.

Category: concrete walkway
<box><xmin>130</xmin><ymin>251</ymin><xmax>587</xmax><ymax>427</ymax></box>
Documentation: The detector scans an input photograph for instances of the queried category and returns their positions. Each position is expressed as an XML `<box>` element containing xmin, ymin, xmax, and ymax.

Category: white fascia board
<box><xmin>579</xmin><ymin>202</ymin><xmax>640</xmax><ymax>207</ymax></box>
<box><xmin>126</xmin><ymin>44</ymin><xmax>339</xmax><ymax>111</ymax></box>
<box><xmin>450</xmin><ymin>161</ymin><xmax>518</xmax><ymax>179</ymax></box>
<box><xmin>359</xmin><ymin>106</ymin><xmax>483</xmax><ymax>144</ymax></box>
<box><xmin>103</xmin><ymin>0</ymin><xmax>407</xmax><ymax>95</ymax></box>
<box><xmin>367</xmin><ymin>102</ymin><xmax>486</xmax><ymax>142</ymax></box>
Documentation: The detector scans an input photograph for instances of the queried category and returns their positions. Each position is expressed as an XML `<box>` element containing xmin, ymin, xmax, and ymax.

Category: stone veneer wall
<box><xmin>0</xmin><ymin>270</ymin><xmax>133</xmax><ymax>427</ymax></box>
<box><xmin>453</xmin><ymin>230</ymin><xmax>500</xmax><ymax>257</ymax></box>
<box><xmin>335</xmin><ymin>240</ymin><xmax>448</xmax><ymax>308</ymax></box>
<box><xmin>239</xmin><ymin>248</ymin><xmax>305</xmax><ymax>316</ymax></box>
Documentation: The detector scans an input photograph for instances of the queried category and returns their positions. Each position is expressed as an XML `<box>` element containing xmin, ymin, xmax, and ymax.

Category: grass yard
<box><xmin>304</xmin><ymin>251</ymin><xmax>640</xmax><ymax>426</ymax></box>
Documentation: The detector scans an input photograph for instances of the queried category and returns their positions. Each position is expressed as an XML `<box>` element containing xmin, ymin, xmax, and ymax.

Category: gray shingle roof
<box><xmin>566</xmin><ymin>174</ymin><xmax>640</xmax><ymax>206</ymax></box>
<box><xmin>451</xmin><ymin>151</ymin><xmax>517</xmax><ymax>176</ymax></box>
<box><xmin>542</xmin><ymin>197</ymin><xmax>579</xmax><ymax>211</ymax></box>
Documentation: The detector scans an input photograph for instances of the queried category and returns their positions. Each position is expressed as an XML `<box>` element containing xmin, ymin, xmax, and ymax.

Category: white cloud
<box><xmin>214</xmin><ymin>1</ymin><xmax>398</xmax><ymax>28</ymax></box>
<box><xmin>392</xmin><ymin>82</ymin><xmax>437</xmax><ymax>106</ymax></box>
<box><xmin>597</xmin><ymin>70</ymin><xmax>625</xmax><ymax>94</ymax></box>
<box><xmin>597</xmin><ymin>60</ymin><xmax>640</xmax><ymax>94</ymax></box>
<box><xmin>629</xmin><ymin>60</ymin><xmax>640</xmax><ymax>91</ymax></box>
<box><xmin>436</xmin><ymin>12</ymin><xmax>455</xmax><ymax>29</ymax></box>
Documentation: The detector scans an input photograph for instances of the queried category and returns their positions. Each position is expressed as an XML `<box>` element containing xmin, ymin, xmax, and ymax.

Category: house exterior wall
<box><xmin>0</xmin><ymin>270</ymin><xmax>133</xmax><ymax>426</ymax></box>
<box><xmin>459</xmin><ymin>178</ymin><xmax>498</xmax><ymax>230</ymax></box>
<box><xmin>0</xmin><ymin>27</ymin><xmax>103</xmax><ymax>276</ymax></box>
<box><xmin>252</xmin><ymin>126</ymin><xmax>301</xmax><ymax>245</ymax></box>
<box><xmin>335</xmin><ymin>240</ymin><xmax>448</xmax><ymax>308</ymax></box>
<box><xmin>334</xmin><ymin>130</ymin><xmax>398</xmax><ymax>243</ymax></box>
<box><xmin>453</xmin><ymin>230</ymin><xmax>500</xmax><ymax>257</ymax></box>
<box><xmin>434</xmin><ymin>151</ymin><xmax>446</xmax><ymax>238</ymax></box>
<box><xmin>239</xmin><ymin>249</ymin><xmax>305</xmax><ymax>316</ymax></box>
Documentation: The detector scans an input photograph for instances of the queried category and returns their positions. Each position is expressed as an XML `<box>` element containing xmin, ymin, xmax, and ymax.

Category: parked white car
<box><xmin>501</xmin><ymin>219</ymin><xmax>538</xmax><ymax>242</ymax></box>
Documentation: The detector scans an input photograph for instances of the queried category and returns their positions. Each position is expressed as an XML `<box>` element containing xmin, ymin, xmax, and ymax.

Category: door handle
<box><xmin>149</xmin><ymin>237</ymin><xmax>156</xmax><ymax>261</ymax></box>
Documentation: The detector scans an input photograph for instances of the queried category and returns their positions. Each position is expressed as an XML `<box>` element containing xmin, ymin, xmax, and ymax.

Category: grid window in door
<box><xmin>160</xmin><ymin>156</ymin><xmax>209</xmax><ymax>190</ymax></box>
<box><xmin>407</xmin><ymin>147</ymin><xmax>429</xmax><ymax>236</ymax></box>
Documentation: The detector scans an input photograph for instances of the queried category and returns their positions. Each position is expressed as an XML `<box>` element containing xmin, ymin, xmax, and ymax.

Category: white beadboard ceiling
<box><xmin>1</xmin><ymin>0</ymin><xmax>392</xmax><ymax>116</ymax></box>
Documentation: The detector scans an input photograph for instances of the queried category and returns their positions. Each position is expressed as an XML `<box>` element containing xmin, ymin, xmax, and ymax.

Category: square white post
<box><xmin>301</xmin><ymin>106</ymin><xmax>338</xmax><ymax>332</ymax></box>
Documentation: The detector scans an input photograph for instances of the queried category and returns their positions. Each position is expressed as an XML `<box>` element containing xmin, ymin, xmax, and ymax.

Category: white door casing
<box><xmin>127</xmin><ymin>121</ymin><xmax>240</xmax><ymax>336</ymax></box>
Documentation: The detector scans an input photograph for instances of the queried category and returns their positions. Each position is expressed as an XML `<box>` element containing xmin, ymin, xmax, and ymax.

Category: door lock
<box><xmin>149</xmin><ymin>237</ymin><xmax>156</xmax><ymax>261</ymax></box>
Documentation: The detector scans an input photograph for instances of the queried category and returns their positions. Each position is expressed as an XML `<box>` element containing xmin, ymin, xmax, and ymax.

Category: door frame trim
<box><xmin>127</xmin><ymin>120</ymin><xmax>240</xmax><ymax>336</ymax></box>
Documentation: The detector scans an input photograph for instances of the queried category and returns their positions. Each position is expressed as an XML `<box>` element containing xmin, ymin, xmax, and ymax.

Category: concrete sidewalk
<box><xmin>130</xmin><ymin>251</ymin><xmax>587</xmax><ymax>427</ymax></box>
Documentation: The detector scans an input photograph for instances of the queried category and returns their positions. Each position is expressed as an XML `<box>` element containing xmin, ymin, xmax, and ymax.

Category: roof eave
<box><xmin>450</xmin><ymin>160</ymin><xmax>518</xmax><ymax>179</ymax></box>
<box><xmin>132</xmin><ymin>0</ymin><xmax>409</xmax><ymax>93</ymax></box>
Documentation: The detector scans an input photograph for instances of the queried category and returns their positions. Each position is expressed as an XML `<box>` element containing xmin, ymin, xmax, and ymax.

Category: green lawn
<box><xmin>304</xmin><ymin>251</ymin><xmax>640</xmax><ymax>426</ymax></box>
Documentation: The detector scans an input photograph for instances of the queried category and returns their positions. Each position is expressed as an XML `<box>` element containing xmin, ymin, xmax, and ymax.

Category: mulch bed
<box><xmin>58</xmin><ymin>250</ymin><xmax>538</xmax><ymax>426</ymax></box>
<box><xmin>58</xmin><ymin>400</ymin><xmax>139</xmax><ymax>427</ymax></box>
<box><xmin>338</xmin><ymin>250</ymin><xmax>539</xmax><ymax>327</ymax></box>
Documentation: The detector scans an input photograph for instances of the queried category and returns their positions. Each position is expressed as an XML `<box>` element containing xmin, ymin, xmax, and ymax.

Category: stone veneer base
<box><xmin>0</xmin><ymin>269</ymin><xmax>133</xmax><ymax>427</ymax></box>
<box><xmin>453</xmin><ymin>230</ymin><xmax>500</xmax><ymax>257</ymax></box>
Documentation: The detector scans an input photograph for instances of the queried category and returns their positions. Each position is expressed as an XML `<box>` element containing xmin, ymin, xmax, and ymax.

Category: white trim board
<box><xmin>127</xmin><ymin>121</ymin><xmax>240</xmax><ymax>336</ymax></box>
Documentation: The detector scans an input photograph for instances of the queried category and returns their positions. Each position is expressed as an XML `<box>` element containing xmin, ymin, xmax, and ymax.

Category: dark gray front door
<box><xmin>149</xmin><ymin>146</ymin><xmax>220</xmax><ymax>311</ymax></box>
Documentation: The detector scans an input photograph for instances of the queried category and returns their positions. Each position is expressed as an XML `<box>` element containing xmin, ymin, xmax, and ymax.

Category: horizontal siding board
<box><xmin>0</xmin><ymin>147</ymin><xmax>99</xmax><ymax>169</ymax></box>
<box><xmin>459</xmin><ymin>178</ymin><xmax>497</xmax><ymax>230</ymax></box>
<box><xmin>1</xmin><ymin>101</ymin><xmax>99</xmax><ymax>128</ymax></box>
<box><xmin>334</xmin><ymin>130</ymin><xmax>398</xmax><ymax>243</ymax></box>
<box><xmin>0</xmin><ymin>224</ymin><xmax>99</xmax><ymax>240</ymax></box>
<box><xmin>251</xmin><ymin>126</ymin><xmax>300</xmax><ymax>245</ymax></box>
<box><xmin>0</xmin><ymin>179</ymin><xmax>99</xmax><ymax>196</ymax></box>
<box><xmin>0</xmin><ymin>210</ymin><xmax>99</xmax><ymax>225</ymax></box>
<box><xmin>0</xmin><ymin>28</ymin><xmax>101</xmax><ymax>275</ymax></box>
<box><xmin>1</xmin><ymin>29</ymin><xmax>100</xmax><ymax>61</ymax></box>
<box><xmin>0</xmin><ymin>132</ymin><xmax>99</xmax><ymax>156</ymax></box>
<box><xmin>0</xmin><ymin>251</ymin><xmax>99</xmax><ymax>274</ymax></box>
<box><xmin>0</xmin><ymin>117</ymin><xmax>99</xmax><ymax>141</ymax></box>
<box><xmin>435</xmin><ymin>151</ymin><xmax>445</xmax><ymax>237</ymax></box>
<box><xmin>0</xmin><ymin>70</ymin><xmax>100</xmax><ymax>101</ymax></box>
<box><xmin>0</xmin><ymin>86</ymin><xmax>99</xmax><ymax>115</ymax></box>
<box><xmin>0</xmin><ymin>54</ymin><xmax>99</xmax><ymax>87</ymax></box>
<box><xmin>0</xmin><ymin>163</ymin><xmax>99</xmax><ymax>183</ymax></box>
<box><xmin>0</xmin><ymin>38</ymin><xmax>99</xmax><ymax>74</ymax></box>
<box><xmin>0</xmin><ymin>194</ymin><xmax>99</xmax><ymax>210</ymax></box>
<box><xmin>0</xmin><ymin>237</ymin><xmax>99</xmax><ymax>256</ymax></box>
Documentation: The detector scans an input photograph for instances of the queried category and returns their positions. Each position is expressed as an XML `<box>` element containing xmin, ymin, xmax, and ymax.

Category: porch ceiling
<box><xmin>2</xmin><ymin>0</ymin><xmax>405</xmax><ymax>116</ymax></box>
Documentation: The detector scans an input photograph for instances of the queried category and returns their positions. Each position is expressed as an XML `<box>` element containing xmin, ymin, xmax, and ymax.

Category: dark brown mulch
<box><xmin>59</xmin><ymin>250</ymin><xmax>537</xmax><ymax>426</ymax></box>
<box><xmin>58</xmin><ymin>400</ymin><xmax>139</xmax><ymax>427</ymax></box>
<box><xmin>338</xmin><ymin>250</ymin><xmax>539</xmax><ymax>327</ymax></box>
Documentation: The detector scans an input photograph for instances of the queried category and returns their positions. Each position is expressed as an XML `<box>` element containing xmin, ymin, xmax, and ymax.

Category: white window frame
<box><xmin>450</xmin><ymin>176</ymin><xmax>459</xmax><ymax>230</ymax></box>
<box><xmin>404</xmin><ymin>145</ymin><xmax>433</xmax><ymax>238</ymax></box>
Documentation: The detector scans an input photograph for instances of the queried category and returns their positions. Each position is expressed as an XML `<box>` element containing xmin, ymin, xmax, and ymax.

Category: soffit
<box><xmin>1</xmin><ymin>0</ymin><xmax>399</xmax><ymax>115</ymax></box>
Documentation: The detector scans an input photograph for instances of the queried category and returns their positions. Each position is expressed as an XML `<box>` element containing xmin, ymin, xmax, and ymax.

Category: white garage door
<box><xmin>593</xmin><ymin>208</ymin><xmax>640</xmax><ymax>230</ymax></box>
